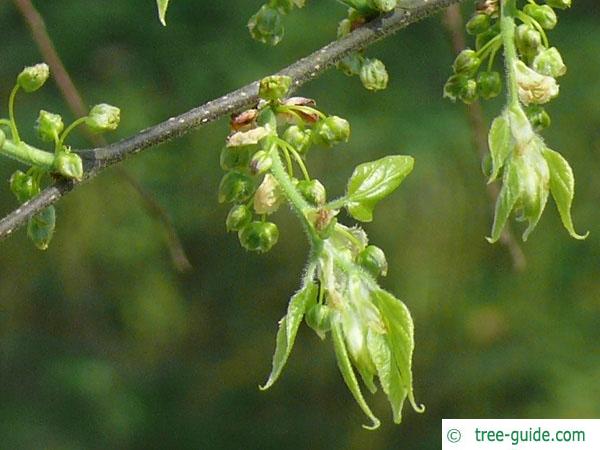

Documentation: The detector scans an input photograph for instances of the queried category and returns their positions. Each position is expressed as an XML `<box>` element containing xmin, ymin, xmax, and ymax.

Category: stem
<box><xmin>58</xmin><ymin>116</ymin><xmax>87</xmax><ymax>150</ymax></box>
<box><xmin>8</xmin><ymin>85</ymin><xmax>22</xmax><ymax>143</ymax></box>
<box><xmin>516</xmin><ymin>11</ymin><xmax>549</xmax><ymax>48</ymax></box>
<box><xmin>1</xmin><ymin>139</ymin><xmax>55</xmax><ymax>169</ymax></box>
<box><xmin>276</xmin><ymin>137</ymin><xmax>310</xmax><ymax>181</ymax></box>
<box><xmin>501</xmin><ymin>0</ymin><xmax>521</xmax><ymax>109</ymax></box>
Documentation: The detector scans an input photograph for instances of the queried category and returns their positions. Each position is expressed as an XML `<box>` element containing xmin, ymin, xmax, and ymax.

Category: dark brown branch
<box><xmin>0</xmin><ymin>0</ymin><xmax>465</xmax><ymax>240</ymax></box>
<box><xmin>443</xmin><ymin>4</ymin><xmax>527</xmax><ymax>271</ymax></box>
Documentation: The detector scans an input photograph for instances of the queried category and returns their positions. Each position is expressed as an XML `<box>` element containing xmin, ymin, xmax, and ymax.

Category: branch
<box><xmin>0</xmin><ymin>0</ymin><xmax>465</xmax><ymax>241</ymax></box>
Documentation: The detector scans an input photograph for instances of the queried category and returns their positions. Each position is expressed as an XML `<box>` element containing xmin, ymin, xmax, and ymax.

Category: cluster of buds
<box><xmin>220</xmin><ymin>75</ymin><xmax>350</xmax><ymax>253</ymax></box>
<box><xmin>248</xmin><ymin>0</ymin><xmax>306</xmax><ymax>46</ymax></box>
<box><xmin>0</xmin><ymin>63</ymin><xmax>120</xmax><ymax>249</ymax></box>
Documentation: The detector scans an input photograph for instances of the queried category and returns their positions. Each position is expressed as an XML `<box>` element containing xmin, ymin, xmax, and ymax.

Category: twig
<box><xmin>0</xmin><ymin>0</ymin><xmax>465</xmax><ymax>241</ymax></box>
<box><xmin>443</xmin><ymin>4</ymin><xmax>527</xmax><ymax>271</ymax></box>
<box><xmin>11</xmin><ymin>0</ymin><xmax>192</xmax><ymax>271</ymax></box>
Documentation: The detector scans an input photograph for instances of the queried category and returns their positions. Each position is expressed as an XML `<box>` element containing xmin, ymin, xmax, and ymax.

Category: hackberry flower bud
<box><xmin>226</xmin><ymin>204</ymin><xmax>253</xmax><ymax>232</ymax></box>
<box><xmin>54</xmin><ymin>149</ymin><xmax>84</xmax><ymax>180</ymax></box>
<box><xmin>314</xmin><ymin>116</ymin><xmax>350</xmax><ymax>146</ymax></box>
<box><xmin>36</xmin><ymin>110</ymin><xmax>64</xmax><ymax>143</ymax></box>
<box><xmin>359</xmin><ymin>59</ymin><xmax>389</xmax><ymax>91</ymax></box>
<box><xmin>238</xmin><ymin>221</ymin><xmax>279</xmax><ymax>253</ymax></box>
<box><xmin>338</xmin><ymin>53</ymin><xmax>363</xmax><ymax>77</ymax></box>
<box><xmin>85</xmin><ymin>104</ymin><xmax>120</xmax><ymax>132</ymax></box>
<box><xmin>259</xmin><ymin>75</ymin><xmax>292</xmax><ymax>102</ymax></box>
<box><xmin>515</xmin><ymin>24</ymin><xmax>542</xmax><ymax>58</ymax></box>
<box><xmin>357</xmin><ymin>245</ymin><xmax>388</xmax><ymax>278</ymax></box>
<box><xmin>250</xmin><ymin>150</ymin><xmax>273</xmax><ymax>175</ymax></box>
<box><xmin>283</xmin><ymin>125</ymin><xmax>312</xmax><ymax>154</ymax></box>
<box><xmin>526</xmin><ymin>105</ymin><xmax>551</xmax><ymax>131</ymax></box>
<box><xmin>254</xmin><ymin>174</ymin><xmax>284</xmax><ymax>215</ymax></box>
<box><xmin>218</xmin><ymin>171</ymin><xmax>256</xmax><ymax>204</ymax></box>
<box><xmin>10</xmin><ymin>170</ymin><xmax>39</xmax><ymax>202</ymax></box>
<box><xmin>523</xmin><ymin>4</ymin><xmax>558</xmax><ymax>30</ymax></box>
<box><xmin>477</xmin><ymin>71</ymin><xmax>502</xmax><ymax>99</ymax></box>
<box><xmin>466</xmin><ymin>14</ymin><xmax>491</xmax><ymax>35</ymax></box>
<box><xmin>220</xmin><ymin>145</ymin><xmax>253</xmax><ymax>171</ymax></box>
<box><xmin>305</xmin><ymin>303</ymin><xmax>332</xmax><ymax>339</ymax></box>
<box><xmin>459</xmin><ymin>78</ymin><xmax>479</xmax><ymax>104</ymax></box>
<box><xmin>453</xmin><ymin>49</ymin><xmax>481</xmax><ymax>76</ymax></box>
<box><xmin>297</xmin><ymin>179</ymin><xmax>326</xmax><ymax>205</ymax></box>
<box><xmin>532</xmin><ymin>47</ymin><xmax>567</xmax><ymax>78</ymax></box>
<box><xmin>17</xmin><ymin>63</ymin><xmax>49</xmax><ymax>93</ymax></box>
<box><xmin>369</xmin><ymin>0</ymin><xmax>397</xmax><ymax>13</ymax></box>
<box><xmin>248</xmin><ymin>5</ymin><xmax>284</xmax><ymax>46</ymax></box>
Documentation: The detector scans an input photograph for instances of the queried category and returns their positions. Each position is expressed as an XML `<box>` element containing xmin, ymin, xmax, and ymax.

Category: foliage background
<box><xmin>0</xmin><ymin>1</ymin><xmax>599</xmax><ymax>448</ymax></box>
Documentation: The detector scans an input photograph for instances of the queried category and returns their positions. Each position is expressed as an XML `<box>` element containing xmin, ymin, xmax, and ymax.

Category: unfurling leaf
<box><xmin>542</xmin><ymin>147</ymin><xmax>589</xmax><ymax>239</ymax></box>
<box><xmin>346</xmin><ymin>155</ymin><xmax>414</xmax><ymax>222</ymax></box>
<box><xmin>487</xmin><ymin>159</ymin><xmax>520</xmax><ymax>243</ymax></box>
<box><xmin>260</xmin><ymin>283</ymin><xmax>318</xmax><ymax>390</ymax></box>
<box><xmin>488</xmin><ymin>113</ymin><xmax>513</xmax><ymax>182</ymax></box>
<box><xmin>156</xmin><ymin>0</ymin><xmax>170</xmax><ymax>26</ymax></box>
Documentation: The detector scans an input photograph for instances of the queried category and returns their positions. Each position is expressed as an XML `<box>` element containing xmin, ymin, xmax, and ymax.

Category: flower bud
<box><xmin>466</xmin><ymin>14</ymin><xmax>491</xmax><ymax>35</ymax></box>
<box><xmin>248</xmin><ymin>5</ymin><xmax>284</xmax><ymax>46</ymax></box>
<box><xmin>532</xmin><ymin>47</ymin><xmax>567</xmax><ymax>78</ymax></box>
<box><xmin>453</xmin><ymin>49</ymin><xmax>481</xmax><ymax>76</ymax></box>
<box><xmin>36</xmin><ymin>110</ymin><xmax>64</xmax><ymax>143</ymax></box>
<box><xmin>283</xmin><ymin>125</ymin><xmax>312</xmax><ymax>154</ymax></box>
<box><xmin>259</xmin><ymin>75</ymin><xmax>292</xmax><ymax>102</ymax></box>
<box><xmin>477</xmin><ymin>71</ymin><xmax>502</xmax><ymax>99</ymax></box>
<box><xmin>515</xmin><ymin>24</ymin><xmax>542</xmax><ymax>58</ymax></box>
<box><xmin>54</xmin><ymin>150</ymin><xmax>84</xmax><ymax>180</ymax></box>
<box><xmin>27</xmin><ymin>206</ymin><xmax>56</xmax><ymax>250</ymax></box>
<box><xmin>526</xmin><ymin>105</ymin><xmax>551</xmax><ymax>131</ymax></box>
<box><xmin>220</xmin><ymin>145</ymin><xmax>253</xmax><ymax>170</ymax></box>
<box><xmin>314</xmin><ymin>116</ymin><xmax>350</xmax><ymax>146</ymax></box>
<box><xmin>254</xmin><ymin>174</ymin><xmax>284</xmax><ymax>215</ymax></box>
<box><xmin>249</xmin><ymin>150</ymin><xmax>273</xmax><ymax>175</ymax></box>
<box><xmin>297</xmin><ymin>179</ymin><xmax>326</xmax><ymax>205</ymax></box>
<box><xmin>238</xmin><ymin>221</ymin><xmax>279</xmax><ymax>253</ymax></box>
<box><xmin>10</xmin><ymin>170</ymin><xmax>40</xmax><ymax>202</ymax></box>
<box><xmin>337</xmin><ymin>18</ymin><xmax>352</xmax><ymax>38</ymax></box>
<box><xmin>17</xmin><ymin>63</ymin><xmax>49</xmax><ymax>93</ymax></box>
<box><xmin>218</xmin><ymin>171</ymin><xmax>256</xmax><ymax>204</ymax></box>
<box><xmin>359</xmin><ymin>58</ymin><xmax>389</xmax><ymax>91</ymax></box>
<box><xmin>443</xmin><ymin>74</ymin><xmax>467</xmax><ymax>101</ymax></box>
<box><xmin>514</xmin><ymin>60</ymin><xmax>559</xmax><ymax>105</ymax></box>
<box><xmin>545</xmin><ymin>0</ymin><xmax>571</xmax><ymax>9</ymax></box>
<box><xmin>459</xmin><ymin>78</ymin><xmax>479</xmax><ymax>104</ymax></box>
<box><xmin>357</xmin><ymin>245</ymin><xmax>388</xmax><ymax>278</ymax></box>
<box><xmin>226</xmin><ymin>204</ymin><xmax>253</xmax><ymax>232</ymax></box>
<box><xmin>476</xmin><ymin>29</ymin><xmax>498</xmax><ymax>51</ymax></box>
<box><xmin>523</xmin><ymin>4</ymin><xmax>557</xmax><ymax>30</ymax></box>
<box><xmin>338</xmin><ymin>53</ymin><xmax>363</xmax><ymax>77</ymax></box>
<box><xmin>85</xmin><ymin>104</ymin><xmax>120</xmax><ymax>132</ymax></box>
<box><xmin>476</xmin><ymin>0</ymin><xmax>500</xmax><ymax>16</ymax></box>
<box><xmin>305</xmin><ymin>303</ymin><xmax>332</xmax><ymax>340</ymax></box>
<box><xmin>227</xmin><ymin>126</ymin><xmax>271</xmax><ymax>147</ymax></box>
<box><xmin>368</xmin><ymin>0</ymin><xmax>397</xmax><ymax>13</ymax></box>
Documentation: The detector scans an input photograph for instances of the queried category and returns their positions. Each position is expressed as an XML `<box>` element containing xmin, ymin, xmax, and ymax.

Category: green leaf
<box><xmin>345</xmin><ymin>155</ymin><xmax>414</xmax><ymax>222</ymax></box>
<box><xmin>488</xmin><ymin>113</ymin><xmax>513</xmax><ymax>183</ymax></box>
<box><xmin>331</xmin><ymin>319</ymin><xmax>380</xmax><ymax>430</ymax></box>
<box><xmin>372</xmin><ymin>290</ymin><xmax>424</xmax><ymax>417</ymax></box>
<box><xmin>260</xmin><ymin>283</ymin><xmax>317</xmax><ymax>390</ymax></box>
<box><xmin>156</xmin><ymin>0</ymin><xmax>170</xmax><ymax>26</ymax></box>
<box><xmin>487</xmin><ymin>158</ymin><xmax>520</xmax><ymax>243</ymax></box>
<box><xmin>542</xmin><ymin>147</ymin><xmax>589</xmax><ymax>240</ymax></box>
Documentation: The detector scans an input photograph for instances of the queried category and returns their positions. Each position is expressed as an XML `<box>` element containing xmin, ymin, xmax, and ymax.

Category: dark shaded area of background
<box><xmin>0</xmin><ymin>1</ymin><xmax>599</xmax><ymax>449</ymax></box>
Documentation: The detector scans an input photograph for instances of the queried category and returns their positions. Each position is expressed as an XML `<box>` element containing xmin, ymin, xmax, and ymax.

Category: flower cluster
<box><xmin>445</xmin><ymin>1</ymin><xmax>586</xmax><ymax>242</ymax></box>
<box><xmin>219</xmin><ymin>74</ymin><xmax>421</xmax><ymax>427</ymax></box>
<box><xmin>0</xmin><ymin>63</ymin><xmax>120</xmax><ymax>249</ymax></box>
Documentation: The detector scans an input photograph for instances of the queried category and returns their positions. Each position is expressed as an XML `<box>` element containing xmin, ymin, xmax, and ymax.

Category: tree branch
<box><xmin>0</xmin><ymin>0</ymin><xmax>465</xmax><ymax>241</ymax></box>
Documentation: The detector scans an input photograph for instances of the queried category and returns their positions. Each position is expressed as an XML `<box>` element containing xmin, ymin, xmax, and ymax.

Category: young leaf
<box><xmin>156</xmin><ymin>0</ymin><xmax>170</xmax><ymax>26</ymax></box>
<box><xmin>260</xmin><ymin>283</ymin><xmax>317</xmax><ymax>390</ymax></box>
<box><xmin>345</xmin><ymin>155</ymin><xmax>414</xmax><ymax>222</ymax></box>
<box><xmin>331</xmin><ymin>319</ymin><xmax>381</xmax><ymax>430</ymax></box>
<box><xmin>542</xmin><ymin>147</ymin><xmax>589</xmax><ymax>239</ymax></box>
<box><xmin>488</xmin><ymin>113</ymin><xmax>513</xmax><ymax>183</ymax></box>
<box><xmin>372</xmin><ymin>290</ymin><xmax>424</xmax><ymax>415</ymax></box>
<box><xmin>487</xmin><ymin>159</ymin><xmax>520</xmax><ymax>243</ymax></box>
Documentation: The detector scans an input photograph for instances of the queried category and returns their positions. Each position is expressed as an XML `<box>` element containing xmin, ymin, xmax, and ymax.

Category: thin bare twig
<box><xmin>443</xmin><ymin>4</ymin><xmax>527</xmax><ymax>271</ymax></box>
<box><xmin>11</xmin><ymin>0</ymin><xmax>192</xmax><ymax>271</ymax></box>
<box><xmin>0</xmin><ymin>0</ymin><xmax>466</xmax><ymax>241</ymax></box>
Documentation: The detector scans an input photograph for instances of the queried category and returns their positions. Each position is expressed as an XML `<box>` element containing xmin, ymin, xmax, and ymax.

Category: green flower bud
<box><xmin>523</xmin><ymin>4</ymin><xmax>557</xmax><ymax>30</ymax></box>
<box><xmin>453</xmin><ymin>49</ymin><xmax>481</xmax><ymax>76</ymax></box>
<box><xmin>259</xmin><ymin>75</ymin><xmax>292</xmax><ymax>102</ymax></box>
<box><xmin>526</xmin><ymin>105</ymin><xmax>551</xmax><ymax>131</ymax></box>
<box><xmin>314</xmin><ymin>116</ymin><xmax>350</xmax><ymax>147</ymax></box>
<box><xmin>545</xmin><ymin>0</ymin><xmax>571</xmax><ymax>10</ymax></box>
<box><xmin>53</xmin><ymin>149</ymin><xmax>83</xmax><ymax>180</ymax></box>
<box><xmin>248</xmin><ymin>5</ymin><xmax>284</xmax><ymax>46</ymax></box>
<box><xmin>515</xmin><ymin>24</ymin><xmax>542</xmax><ymax>58</ymax></box>
<box><xmin>459</xmin><ymin>78</ymin><xmax>479</xmax><ymax>104</ymax></box>
<box><xmin>17</xmin><ymin>63</ymin><xmax>50</xmax><ymax>93</ymax></box>
<box><xmin>477</xmin><ymin>71</ymin><xmax>502</xmax><ymax>100</ymax></box>
<box><xmin>27</xmin><ymin>206</ymin><xmax>55</xmax><ymax>250</ymax></box>
<box><xmin>283</xmin><ymin>125</ymin><xmax>312</xmax><ymax>154</ymax></box>
<box><xmin>481</xmin><ymin>153</ymin><xmax>493</xmax><ymax>178</ymax></box>
<box><xmin>476</xmin><ymin>29</ymin><xmax>498</xmax><ymax>51</ymax></box>
<box><xmin>357</xmin><ymin>245</ymin><xmax>388</xmax><ymax>278</ymax></box>
<box><xmin>10</xmin><ymin>170</ymin><xmax>40</xmax><ymax>202</ymax></box>
<box><xmin>466</xmin><ymin>14</ymin><xmax>491</xmax><ymax>35</ymax></box>
<box><xmin>359</xmin><ymin>58</ymin><xmax>389</xmax><ymax>91</ymax></box>
<box><xmin>297</xmin><ymin>179</ymin><xmax>326</xmax><ymax>205</ymax></box>
<box><xmin>337</xmin><ymin>18</ymin><xmax>352</xmax><ymax>38</ymax></box>
<box><xmin>305</xmin><ymin>303</ymin><xmax>332</xmax><ymax>340</ymax></box>
<box><xmin>257</xmin><ymin>107</ymin><xmax>278</xmax><ymax>129</ymax></box>
<box><xmin>226</xmin><ymin>204</ymin><xmax>253</xmax><ymax>232</ymax></box>
<box><xmin>338</xmin><ymin>53</ymin><xmax>363</xmax><ymax>77</ymax></box>
<box><xmin>36</xmin><ymin>110</ymin><xmax>64</xmax><ymax>143</ymax></box>
<box><xmin>443</xmin><ymin>74</ymin><xmax>468</xmax><ymax>102</ymax></box>
<box><xmin>85</xmin><ymin>104</ymin><xmax>120</xmax><ymax>132</ymax></box>
<box><xmin>218</xmin><ymin>171</ymin><xmax>256</xmax><ymax>204</ymax></box>
<box><xmin>532</xmin><ymin>47</ymin><xmax>567</xmax><ymax>78</ymax></box>
<box><xmin>220</xmin><ymin>145</ymin><xmax>254</xmax><ymax>171</ymax></box>
<box><xmin>368</xmin><ymin>0</ymin><xmax>397</xmax><ymax>13</ymax></box>
<box><xmin>238</xmin><ymin>221</ymin><xmax>279</xmax><ymax>253</ymax></box>
<box><xmin>249</xmin><ymin>150</ymin><xmax>273</xmax><ymax>175</ymax></box>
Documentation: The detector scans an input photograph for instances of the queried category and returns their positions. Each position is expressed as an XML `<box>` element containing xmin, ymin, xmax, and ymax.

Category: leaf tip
<box><xmin>361</xmin><ymin>416</ymin><xmax>381</xmax><ymax>431</ymax></box>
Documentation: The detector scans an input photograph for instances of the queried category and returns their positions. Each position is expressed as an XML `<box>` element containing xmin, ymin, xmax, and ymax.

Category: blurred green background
<box><xmin>1</xmin><ymin>1</ymin><xmax>599</xmax><ymax>449</ymax></box>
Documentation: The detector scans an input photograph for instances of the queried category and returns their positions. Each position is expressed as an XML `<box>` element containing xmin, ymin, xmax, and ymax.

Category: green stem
<box><xmin>1</xmin><ymin>139</ymin><xmax>55</xmax><ymax>169</ymax></box>
<box><xmin>58</xmin><ymin>116</ymin><xmax>87</xmax><ymax>150</ymax></box>
<box><xmin>276</xmin><ymin>137</ymin><xmax>310</xmax><ymax>181</ymax></box>
<box><xmin>269</xmin><ymin>142</ymin><xmax>321</xmax><ymax>248</ymax></box>
<box><xmin>501</xmin><ymin>0</ymin><xmax>521</xmax><ymax>109</ymax></box>
<box><xmin>8</xmin><ymin>85</ymin><xmax>21</xmax><ymax>144</ymax></box>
